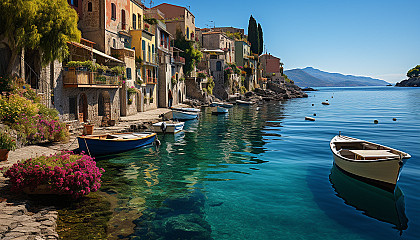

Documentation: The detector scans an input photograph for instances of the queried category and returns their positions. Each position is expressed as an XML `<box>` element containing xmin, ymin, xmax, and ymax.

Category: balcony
<box><xmin>63</xmin><ymin>69</ymin><xmax>121</xmax><ymax>88</ymax></box>
<box><xmin>146</xmin><ymin>77</ymin><xmax>157</xmax><ymax>84</ymax></box>
<box><xmin>173</xmin><ymin>56</ymin><xmax>185</xmax><ymax>65</ymax></box>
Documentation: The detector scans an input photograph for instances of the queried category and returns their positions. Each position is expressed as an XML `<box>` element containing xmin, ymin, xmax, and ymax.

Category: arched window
<box><xmin>121</xmin><ymin>10</ymin><xmax>126</xmax><ymax>30</ymax></box>
<box><xmin>216</xmin><ymin>61</ymin><xmax>222</xmax><ymax>71</ymax></box>
<box><xmin>111</xmin><ymin>3</ymin><xmax>116</xmax><ymax>20</ymax></box>
<box><xmin>132</xmin><ymin>14</ymin><xmax>136</xmax><ymax>29</ymax></box>
<box><xmin>87</xmin><ymin>2</ymin><xmax>92</xmax><ymax>12</ymax></box>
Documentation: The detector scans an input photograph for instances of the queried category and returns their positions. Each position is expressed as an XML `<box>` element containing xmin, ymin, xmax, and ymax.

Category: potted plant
<box><xmin>0</xmin><ymin>131</ymin><xmax>17</xmax><ymax>161</ymax></box>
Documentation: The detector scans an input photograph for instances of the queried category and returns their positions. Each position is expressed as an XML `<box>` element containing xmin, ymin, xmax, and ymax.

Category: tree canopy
<box><xmin>247</xmin><ymin>15</ymin><xmax>259</xmax><ymax>55</ymax></box>
<box><xmin>0</xmin><ymin>0</ymin><xmax>80</xmax><ymax>76</ymax></box>
<box><xmin>258</xmin><ymin>23</ymin><xmax>263</xmax><ymax>55</ymax></box>
<box><xmin>174</xmin><ymin>30</ymin><xmax>202</xmax><ymax>77</ymax></box>
<box><xmin>407</xmin><ymin>65</ymin><xmax>420</xmax><ymax>78</ymax></box>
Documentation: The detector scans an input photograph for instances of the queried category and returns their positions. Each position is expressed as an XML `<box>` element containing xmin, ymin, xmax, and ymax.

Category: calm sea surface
<box><xmin>98</xmin><ymin>86</ymin><xmax>420</xmax><ymax>240</ymax></box>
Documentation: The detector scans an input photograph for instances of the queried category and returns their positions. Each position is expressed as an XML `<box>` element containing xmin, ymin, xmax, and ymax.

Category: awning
<box><xmin>202</xmin><ymin>49</ymin><xmax>224</xmax><ymax>54</ymax></box>
<box><xmin>69</xmin><ymin>41</ymin><xmax>124</xmax><ymax>64</ymax></box>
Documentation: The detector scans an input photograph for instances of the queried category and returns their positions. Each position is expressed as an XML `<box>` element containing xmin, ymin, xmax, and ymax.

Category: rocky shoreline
<box><xmin>395</xmin><ymin>77</ymin><xmax>420</xmax><ymax>87</ymax></box>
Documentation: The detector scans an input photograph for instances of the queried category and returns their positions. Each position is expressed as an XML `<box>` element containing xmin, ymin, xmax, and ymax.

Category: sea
<box><xmin>98</xmin><ymin>86</ymin><xmax>420</xmax><ymax>240</ymax></box>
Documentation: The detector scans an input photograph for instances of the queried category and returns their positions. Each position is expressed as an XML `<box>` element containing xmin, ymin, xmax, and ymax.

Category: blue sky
<box><xmin>151</xmin><ymin>0</ymin><xmax>420</xmax><ymax>83</ymax></box>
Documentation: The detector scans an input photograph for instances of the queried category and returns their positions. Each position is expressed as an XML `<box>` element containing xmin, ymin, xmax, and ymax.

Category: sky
<box><xmin>150</xmin><ymin>0</ymin><xmax>420</xmax><ymax>83</ymax></box>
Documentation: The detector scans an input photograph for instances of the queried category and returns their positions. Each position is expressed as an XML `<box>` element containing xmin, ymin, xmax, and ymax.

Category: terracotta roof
<box><xmin>152</xmin><ymin>3</ymin><xmax>195</xmax><ymax>18</ymax></box>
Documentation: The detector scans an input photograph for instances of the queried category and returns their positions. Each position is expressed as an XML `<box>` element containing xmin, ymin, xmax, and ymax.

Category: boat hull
<box><xmin>211</xmin><ymin>106</ymin><xmax>228</xmax><ymax>114</ymax></box>
<box><xmin>172</xmin><ymin>110</ymin><xmax>199</xmax><ymax>120</ymax></box>
<box><xmin>153</xmin><ymin>122</ymin><xmax>184</xmax><ymax>133</ymax></box>
<box><xmin>236</xmin><ymin>100</ymin><xmax>255</xmax><ymax>105</ymax></box>
<box><xmin>332</xmin><ymin>153</ymin><xmax>401</xmax><ymax>191</ymax></box>
<box><xmin>78</xmin><ymin>133</ymin><xmax>156</xmax><ymax>156</ymax></box>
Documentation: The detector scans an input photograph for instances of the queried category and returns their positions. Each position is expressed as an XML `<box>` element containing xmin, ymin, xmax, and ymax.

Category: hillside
<box><xmin>285</xmin><ymin>67</ymin><xmax>390</xmax><ymax>87</ymax></box>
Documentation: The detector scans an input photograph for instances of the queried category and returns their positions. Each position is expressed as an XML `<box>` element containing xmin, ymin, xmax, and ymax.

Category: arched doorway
<box><xmin>98</xmin><ymin>91</ymin><xmax>111</xmax><ymax>119</ymax></box>
<box><xmin>178</xmin><ymin>90</ymin><xmax>182</xmax><ymax>104</ymax></box>
<box><xmin>79</xmin><ymin>93</ymin><xmax>88</xmax><ymax>122</ymax></box>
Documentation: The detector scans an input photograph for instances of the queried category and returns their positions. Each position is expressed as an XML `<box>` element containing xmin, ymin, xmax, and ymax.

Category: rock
<box><xmin>163</xmin><ymin>214</ymin><xmax>212</xmax><ymax>240</ymax></box>
<box><xmin>396</xmin><ymin>77</ymin><xmax>420</xmax><ymax>87</ymax></box>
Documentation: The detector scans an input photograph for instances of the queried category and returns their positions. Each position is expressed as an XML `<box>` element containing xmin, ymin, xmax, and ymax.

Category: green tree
<box><xmin>247</xmin><ymin>15</ymin><xmax>259</xmax><ymax>55</ymax></box>
<box><xmin>407</xmin><ymin>65</ymin><xmax>420</xmax><ymax>78</ymax></box>
<box><xmin>0</xmin><ymin>0</ymin><xmax>80</xmax><ymax>76</ymax></box>
<box><xmin>174</xmin><ymin>30</ymin><xmax>202</xmax><ymax>76</ymax></box>
<box><xmin>258</xmin><ymin>23</ymin><xmax>263</xmax><ymax>55</ymax></box>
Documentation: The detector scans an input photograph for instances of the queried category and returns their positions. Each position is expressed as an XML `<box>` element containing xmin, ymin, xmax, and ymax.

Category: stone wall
<box><xmin>185</xmin><ymin>78</ymin><xmax>205</xmax><ymax>101</ymax></box>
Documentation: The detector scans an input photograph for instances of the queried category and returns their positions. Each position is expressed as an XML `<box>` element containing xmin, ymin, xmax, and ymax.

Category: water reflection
<box><xmin>97</xmin><ymin>103</ymin><xmax>285</xmax><ymax>238</ymax></box>
<box><xmin>329</xmin><ymin>165</ymin><xmax>408</xmax><ymax>233</ymax></box>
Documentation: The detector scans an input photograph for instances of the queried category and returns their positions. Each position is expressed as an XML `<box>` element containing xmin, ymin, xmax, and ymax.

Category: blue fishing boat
<box><xmin>78</xmin><ymin>132</ymin><xmax>157</xmax><ymax>156</ymax></box>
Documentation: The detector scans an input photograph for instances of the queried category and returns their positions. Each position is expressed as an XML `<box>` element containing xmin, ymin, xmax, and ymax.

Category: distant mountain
<box><xmin>284</xmin><ymin>67</ymin><xmax>390</xmax><ymax>87</ymax></box>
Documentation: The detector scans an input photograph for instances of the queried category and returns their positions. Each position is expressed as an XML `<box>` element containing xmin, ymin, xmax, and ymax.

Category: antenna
<box><xmin>149</xmin><ymin>0</ymin><xmax>154</xmax><ymax>8</ymax></box>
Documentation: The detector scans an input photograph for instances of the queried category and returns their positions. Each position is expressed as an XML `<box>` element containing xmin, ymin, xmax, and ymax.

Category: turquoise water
<box><xmin>99</xmin><ymin>87</ymin><xmax>420</xmax><ymax>240</ymax></box>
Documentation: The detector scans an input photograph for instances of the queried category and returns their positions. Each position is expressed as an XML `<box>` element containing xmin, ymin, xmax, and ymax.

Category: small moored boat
<box><xmin>211</xmin><ymin>106</ymin><xmax>228</xmax><ymax>115</ymax></box>
<box><xmin>210</xmin><ymin>102</ymin><xmax>234</xmax><ymax>108</ymax></box>
<box><xmin>236</xmin><ymin>100</ymin><xmax>255</xmax><ymax>105</ymax></box>
<box><xmin>322</xmin><ymin>101</ymin><xmax>330</xmax><ymax>105</ymax></box>
<box><xmin>78</xmin><ymin>132</ymin><xmax>157</xmax><ymax>156</ymax></box>
<box><xmin>171</xmin><ymin>107</ymin><xmax>201</xmax><ymax>113</ymax></box>
<box><xmin>153</xmin><ymin>121</ymin><xmax>184</xmax><ymax>133</ymax></box>
<box><xmin>172</xmin><ymin>110</ymin><xmax>199</xmax><ymax>120</ymax></box>
<box><xmin>330</xmin><ymin>134</ymin><xmax>411</xmax><ymax>191</ymax></box>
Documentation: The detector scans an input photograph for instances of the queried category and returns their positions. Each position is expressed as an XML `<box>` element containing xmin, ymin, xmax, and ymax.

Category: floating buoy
<box><xmin>331</xmin><ymin>96</ymin><xmax>334</xmax><ymax>98</ymax></box>
<box><xmin>313</xmin><ymin>113</ymin><xmax>316</xmax><ymax>116</ymax></box>
<box><xmin>322</xmin><ymin>102</ymin><xmax>330</xmax><ymax>105</ymax></box>
<box><xmin>393</xmin><ymin>118</ymin><xmax>397</xmax><ymax>121</ymax></box>
<box><xmin>305</xmin><ymin>117</ymin><xmax>316</xmax><ymax>121</ymax></box>
<box><xmin>374</xmin><ymin>120</ymin><xmax>379</xmax><ymax>124</ymax></box>
<box><xmin>326</xmin><ymin>99</ymin><xmax>329</xmax><ymax>101</ymax></box>
<box><xmin>312</xmin><ymin>104</ymin><xmax>314</xmax><ymax>106</ymax></box>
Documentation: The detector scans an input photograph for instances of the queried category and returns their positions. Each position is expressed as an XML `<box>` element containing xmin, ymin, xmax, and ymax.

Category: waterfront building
<box><xmin>235</xmin><ymin>40</ymin><xmax>258</xmax><ymax>90</ymax></box>
<box><xmin>152</xmin><ymin>3</ymin><xmax>196</xmax><ymax>41</ymax></box>
<box><xmin>259</xmin><ymin>53</ymin><xmax>285</xmax><ymax>84</ymax></box>
<box><xmin>200</xmin><ymin>31</ymin><xmax>235</xmax><ymax>65</ymax></box>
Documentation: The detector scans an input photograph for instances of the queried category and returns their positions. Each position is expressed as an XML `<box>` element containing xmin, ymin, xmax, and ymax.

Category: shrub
<box><xmin>4</xmin><ymin>152</ymin><xmax>105</xmax><ymax>199</ymax></box>
<box><xmin>0</xmin><ymin>94</ymin><xmax>39</xmax><ymax>124</ymax></box>
<box><xmin>0</xmin><ymin>130</ymin><xmax>17</xmax><ymax>151</ymax></box>
<box><xmin>13</xmin><ymin>114</ymin><xmax>68</xmax><ymax>144</ymax></box>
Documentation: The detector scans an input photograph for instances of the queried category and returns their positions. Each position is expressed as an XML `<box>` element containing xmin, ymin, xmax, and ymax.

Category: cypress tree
<box><xmin>247</xmin><ymin>15</ymin><xmax>259</xmax><ymax>55</ymax></box>
<box><xmin>258</xmin><ymin>23</ymin><xmax>263</xmax><ymax>55</ymax></box>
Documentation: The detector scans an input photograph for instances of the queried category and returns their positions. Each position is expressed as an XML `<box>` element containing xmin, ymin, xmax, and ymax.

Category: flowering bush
<box><xmin>0</xmin><ymin>94</ymin><xmax>39</xmax><ymax>124</ymax></box>
<box><xmin>4</xmin><ymin>152</ymin><xmax>105</xmax><ymax>199</ymax></box>
<box><xmin>13</xmin><ymin>113</ymin><xmax>68</xmax><ymax>144</ymax></box>
<box><xmin>0</xmin><ymin>130</ymin><xmax>16</xmax><ymax>151</ymax></box>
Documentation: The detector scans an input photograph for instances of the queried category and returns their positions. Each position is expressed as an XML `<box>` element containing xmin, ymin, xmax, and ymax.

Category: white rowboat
<box><xmin>211</xmin><ymin>106</ymin><xmax>228</xmax><ymax>114</ymax></box>
<box><xmin>330</xmin><ymin>135</ymin><xmax>411</xmax><ymax>191</ymax></box>
<box><xmin>171</xmin><ymin>107</ymin><xmax>201</xmax><ymax>112</ymax></box>
<box><xmin>172</xmin><ymin>110</ymin><xmax>199</xmax><ymax>120</ymax></box>
<box><xmin>152</xmin><ymin>122</ymin><xmax>184</xmax><ymax>133</ymax></box>
<box><xmin>236</xmin><ymin>100</ymin><xmax>255</xmax><ymax>105</ymax></box>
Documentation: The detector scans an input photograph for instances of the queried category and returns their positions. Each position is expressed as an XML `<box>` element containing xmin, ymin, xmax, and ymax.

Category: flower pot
<box><xmin>84</xmin><ymin>124</ymin><xmax>94</xmax><ymax>135</ymax></box>
<box><xmin>0</xmin><ymin>149</ymin><xmax>9</xmax><ymax>161</ymax></box>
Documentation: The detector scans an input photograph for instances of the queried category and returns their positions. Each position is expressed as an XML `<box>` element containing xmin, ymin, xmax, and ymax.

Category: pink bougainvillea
<box><xmin>4</xmin><ymin>152</ymin><xmax>104</xmax><ymax>199</ymax></box>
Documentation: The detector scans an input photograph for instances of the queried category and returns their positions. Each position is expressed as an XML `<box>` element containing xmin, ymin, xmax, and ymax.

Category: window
<box><xmin>132</xmin><ymin>14</ymin><xmax>136</xmax><ymax>29</ymax></box>
<box><xmin>186</xmin><ymin>27</ymin><xmax>190</xmax><ymax>40</ymax></box>
<box><xmin>148</xmin><ymin>44</ymin><xmax>151</xmax><ymax>62</ymax></box>
<box><xmin>113</xmin><ymin>39</ymin><xmax>116</xmax><ymax>48</ymax></box>
<box><xmin>69</xmin><ymin>97</ymin><xmax>77</xmax><ymax>120</ymax></box>
<box><xmin>216</xmin><ymin>61</ymin><xmax>222</xmax><ymax>71</ymax></box>
<box><xmin>111</xmin><ymin>3</ymin><xmax>116</xmax><ymax>20</ymax></box>
<box><xmin>121</xmin><ymin>10</ymin><xmax>126</xmax><ymax>30</ymax></box>
<box><xmin>68</xmin><ymin>0</ymin><xmax>78</xmax><ymax>7</ymax></box>
<box><xmin>87</xmin><ymin>2</ymin><xmax>92</xmax><ymax>12</ymax></box>
<box><xmin>138</xmin><ymin>14</ymin><xmax>141</xmax><ymax>29</ymax></box>
<box><xmin>152</xmin><ymin>44</ymin><xmax>155</xmax><ymax>62</ymax></box>
<box><xmin>142</xmin><ymin>40</ymin><xmax>146</xmax><ymax>61</ymax></box>
<box><xmin>160</xmin><ymin>32</ymin><xmax>164</xmax><ymax>47</ymax></box>
<box><xmin>126</xmin><ymin>68</ymin><xmax>132</xmax><ymax>80</ymax></box>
